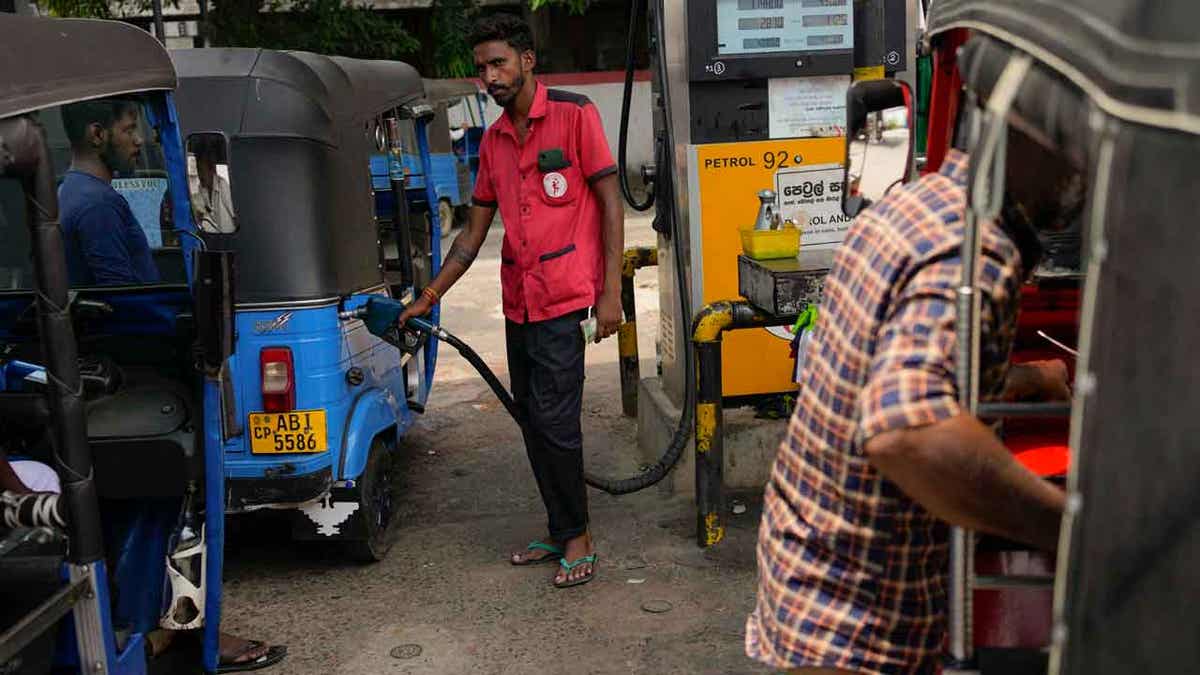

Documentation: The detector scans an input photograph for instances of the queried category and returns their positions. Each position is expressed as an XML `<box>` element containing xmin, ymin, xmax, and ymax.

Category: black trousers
<box><xmin>505</xmin><ymin>308</ymin><xmax>589</xmax><ymax>542</ymax></box>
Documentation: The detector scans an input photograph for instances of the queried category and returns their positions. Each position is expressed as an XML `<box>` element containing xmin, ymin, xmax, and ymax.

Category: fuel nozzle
<box><xmin>339</xmin><ymin>296</ymin><xmax>434</xmax><ymax>356</ymax></box>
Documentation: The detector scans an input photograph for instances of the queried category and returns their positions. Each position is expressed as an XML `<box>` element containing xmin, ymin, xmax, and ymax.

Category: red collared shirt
<box><xmin>472</xmin><ymin>82</ymin><xmax>617</xmax><ymax>323</ymax></box>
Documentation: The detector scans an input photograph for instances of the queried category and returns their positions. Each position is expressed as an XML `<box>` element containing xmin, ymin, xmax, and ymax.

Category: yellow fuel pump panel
<box><xmin>689</xmin><ymin>136</ymin><xmax>846</xmax><ymax>397</ymax></box>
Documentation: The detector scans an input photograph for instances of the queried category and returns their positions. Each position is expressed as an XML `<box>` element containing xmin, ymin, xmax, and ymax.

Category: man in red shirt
<box><xmin>399</xmin><ymin>13</ymin><xmax>624</xmax><ymax>588</ymax></box>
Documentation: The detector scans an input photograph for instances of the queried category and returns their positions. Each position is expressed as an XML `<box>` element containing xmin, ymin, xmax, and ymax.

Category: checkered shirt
<box><xmin>745</xmin><ymin>150</ymin><xmax>1025</xmax><ymax>674</ymax></box>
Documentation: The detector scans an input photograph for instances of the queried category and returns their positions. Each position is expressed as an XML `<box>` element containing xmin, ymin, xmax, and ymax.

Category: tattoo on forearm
<box><xmin>447</xmin><ymin>240</ymin><xmax>479</xmax><ymax>268</ymax></box>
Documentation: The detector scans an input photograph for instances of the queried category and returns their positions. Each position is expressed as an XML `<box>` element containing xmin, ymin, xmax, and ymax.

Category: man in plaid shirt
<box><xmin>747</xmin><ymin>141</ymin><xmax>1079</xmax><ymax>673</ymax></box>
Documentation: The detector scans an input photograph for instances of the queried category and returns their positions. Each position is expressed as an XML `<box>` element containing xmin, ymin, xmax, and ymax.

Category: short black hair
<box><xmin>61</xmin><ymin>98</ymin><xmax>140</xmax><ymax>148</ymax></box>
<box><xmin>190</xmin><ymin>134</ymin><xmax>227</xmax><ymax>163</ymax></box>
<box><xmin>469</xmin><ymin>13</ymin><xmax>534</xmax><ymax>54</ymax></box>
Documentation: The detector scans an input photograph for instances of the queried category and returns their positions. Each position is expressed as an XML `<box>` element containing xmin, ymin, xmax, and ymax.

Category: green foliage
<box><xmin>208</xmin><ymin>0</ymin><xmax>419</xmax><ymax>60</ymax></box>
<box><xmin>430</xmin><ymin>0</ymin><xmax>477</xmax><ymax>78</ymax></box>
<box><xmin>528</xmin><ymin>0</ymin><xmax>587</xmax><ymax>14</ymax></box>
<box><xmin>39</xmin><ymin>0</ymin><xmax>153</xmax><ymax>19</ymax></box>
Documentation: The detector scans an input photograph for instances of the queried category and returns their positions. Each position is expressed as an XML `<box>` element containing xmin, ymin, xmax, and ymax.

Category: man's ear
<box><xmin>521</xmin><ymin>49</ymin><xmax>536</xmax><ymax>73</ymax></box>
<box><xmin>86</xmin><ymin>122</ymin><xmax>107</xmax><ymax>150</ymax></box>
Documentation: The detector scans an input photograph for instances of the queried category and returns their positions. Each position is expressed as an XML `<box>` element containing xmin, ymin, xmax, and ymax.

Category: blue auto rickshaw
<box><xmin>370</xmin><ymin>79</ymin><xmax>487</xmax><ymax>239</ymax></box>
<box><xmin>170</xmin><ymin>49</ymin><xmax>442</xmax><ymax>561</ymax></box>
<box><xmin>1</xmin><ymin>16</ymin><xmax>240</xmax><ymax>673</ymax></box>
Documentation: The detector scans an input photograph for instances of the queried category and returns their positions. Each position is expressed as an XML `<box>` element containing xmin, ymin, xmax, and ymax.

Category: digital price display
<box><xmin>715</xmin><ymin>0</ymin><xmax>853</xmax><ymax>56</ymax></box>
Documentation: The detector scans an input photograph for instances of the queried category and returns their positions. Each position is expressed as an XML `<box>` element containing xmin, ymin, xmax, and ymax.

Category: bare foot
<box><xmin>510</xmin><ymin>539</ymin><xmax>560</xmax><ymax>565</ymax></box>
<box><xmin>218</xmin><ymin>632</ymin><xmax>270</xmax><ymax>665</ymax></box>
<box><xmin>553</xmin><ymin>531</ymin><xmax>595</xmax><ymax>586</ymax></box>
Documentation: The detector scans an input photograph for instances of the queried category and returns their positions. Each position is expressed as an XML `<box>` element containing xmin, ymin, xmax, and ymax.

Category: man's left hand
<box><xmin>595</xmin><ymin>289</ymin><xmax>622</xmax><ymax>343</ymax></box>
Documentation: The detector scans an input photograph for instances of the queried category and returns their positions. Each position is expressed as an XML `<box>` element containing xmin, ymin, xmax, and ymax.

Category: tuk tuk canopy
<box><xmin>928</xmin><ymin>3</ymin><xmax>1200</xmax><ymax>675</ymax></box>
<box><xmin>928</xmin><ymin>0</ymin><xmax>1200</xmax><ymax>134</ymax></box>
<box><xmin>171</xmin><ymin>49</ymin><xmax>425</xmax><ymax>304</ymax></box>
<box><xmin>0</xmin><ymin>16</ymin><xmax>175</xmax><ymax>120</ymax></box>
<box><xmin>422</xmin><ymin>79</ymin><xmax>483</xmax><ymax>104</ymax></box>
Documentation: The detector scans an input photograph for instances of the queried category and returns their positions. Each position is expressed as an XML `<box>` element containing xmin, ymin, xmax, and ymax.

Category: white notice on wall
<box><xmin>768</xmin><ymin>76</ymin><xmax>850</xmax><ymax>140</ymax></box>
<box><xmin>775</xmin><ymin>163</ymin><xmax>852</xmax><ymax>249</ymax></box>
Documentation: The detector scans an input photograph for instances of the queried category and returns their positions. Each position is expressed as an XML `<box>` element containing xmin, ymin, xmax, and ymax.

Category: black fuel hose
<box><xmin>423</xmin><ymin>324</ymin><xmax>525</xmax><ymax>427</ymax></box>
<box><xmin>583</xmin><ymin>0</ymin><xmax>694</xmax><ymax>494</ymax></box>
<box><xmin>618</xmin><ymin>0</ymin><xmax>654</xmax><ymax>212</ymax></box>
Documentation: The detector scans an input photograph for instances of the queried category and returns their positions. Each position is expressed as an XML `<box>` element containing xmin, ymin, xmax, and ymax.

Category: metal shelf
<box><xmin>977</xmin><ymin>401</ymin><xmax>1071</xmax><ymax>418</ymax></box>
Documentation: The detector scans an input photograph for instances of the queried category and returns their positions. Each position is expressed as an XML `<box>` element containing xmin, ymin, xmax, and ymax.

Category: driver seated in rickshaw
<box><xmin>57</xmin><ymin>98</ymin><xmax>160</xmax><ymax>287</ymax></box>
<box><xmin>18</xmin><ymin>95</ymin><xmax>289</xmax><ymax>673</ymax></box>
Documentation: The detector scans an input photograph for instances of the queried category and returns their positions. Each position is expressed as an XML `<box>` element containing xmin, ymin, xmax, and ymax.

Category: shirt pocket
<box><xmin>537</xmin><ymin>165</ymin><xmax>582</xmax><ymax>208</ymax></box>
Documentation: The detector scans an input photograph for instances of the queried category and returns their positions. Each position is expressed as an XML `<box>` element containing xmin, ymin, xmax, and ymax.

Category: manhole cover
<box><xmin>390</xmin><ymin>644</ymin><xmax>423</xmax><ymax>660</ymax></box>
<box><xmin>641</xmin><ymin>600</ymin><xmax>673</xmax><ymax>614</ymax></box>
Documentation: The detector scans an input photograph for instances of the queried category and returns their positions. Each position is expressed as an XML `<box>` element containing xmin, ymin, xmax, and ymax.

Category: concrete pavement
<box><xmin>220</xmin><ymin>211</ymin><xmax>780</xmax><ymax>675</ymax></box>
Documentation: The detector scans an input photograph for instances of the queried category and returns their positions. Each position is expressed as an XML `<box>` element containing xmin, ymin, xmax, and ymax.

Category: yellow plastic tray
<box><xmin>740</xmin><ymin>228</ymin><xmax>801</xmax><ymax>260</ymax></box>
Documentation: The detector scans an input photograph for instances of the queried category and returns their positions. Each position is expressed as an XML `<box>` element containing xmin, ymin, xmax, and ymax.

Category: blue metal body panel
<box><xmin>202</xmin><ymin>375</ymin><xmax>225</xmax><ymax>673</ymax></box>
<box><xmin>340</xmin><ymin>386</ymin><xmax>407</xmax><ymax>480</ymax></box>
<box><xmin>427</xmin><ymin>153</ymin><xmax>463</xmax><ymax>205</ymax></box>
<box><xmin>54</xmin><ymin>562</ymin><xmax>144</xmax><ymax>674</ymax></box>
<box><xmin>102</xmin><ymin>500</ymin><xmax>175</xmax><ymax>635</ymax></box>
<box><xmin>223</xmin><ymin>301</ymin><xmax>410</xmax><ymax>482</ymax></box>
<box><xmin>414</xmin><ymin>118</ymin><xmax>442</xmax><ymax>388</ymax></box>
<box><xmin>115</xmin><ymin>633</ymin><xmax>149</xmax><ymax>675</ymax></box>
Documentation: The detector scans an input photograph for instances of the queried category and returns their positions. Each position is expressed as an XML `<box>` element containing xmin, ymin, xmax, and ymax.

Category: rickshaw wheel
<box><xmin>348</xmin><ymin>437</ymin><xmax>397</xmax><ymax>563</ymax></box>
<box><xmin>438</xmin><ymin>199</ymin><xmax>454</xmax><ymax>239</ymax></box>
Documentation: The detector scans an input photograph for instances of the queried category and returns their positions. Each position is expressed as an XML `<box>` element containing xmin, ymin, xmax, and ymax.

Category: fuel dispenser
<box><xmin>649</xmin><ymin>0</ymin><xmax>917</xmax><ymax>405</ymax></box>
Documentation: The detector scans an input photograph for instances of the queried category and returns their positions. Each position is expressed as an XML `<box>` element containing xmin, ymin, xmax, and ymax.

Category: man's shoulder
<box><xmin>545</xmin><ymin>88</ymin><xmax>593</xmax><ymax>108</ymax></box>
<box><xmin>861</xmin><ymin>171</ymin><xmax>967</xmax><ymax>260</ymax></box>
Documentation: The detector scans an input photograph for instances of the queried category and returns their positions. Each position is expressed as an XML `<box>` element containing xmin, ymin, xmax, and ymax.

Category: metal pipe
<box><xmin>151</xmin><ymin>0</ymin><xmax>166</xmax><ymax>44</ymax></box>
<box><xmin>385</xmin><ymin>117</ymin><xmax>415</xmax><ymax>289</ymax></box>
<box><xmin>0</xmin><ymin>116</ymin><xmax>103</xmax><ymax>563</ymax></box>
<box><xmin>695</xmin><ymin>339</ymin><xmax>723</xmax><ymax>547</ymax></box>
<box><xmin>691</xmin><ymin>300</ymin><xmax>792</xmax><ymax>547</ymax></box>
<box><xmin>948</xmin><ymin>53</ymin><xmax>1032</xmax><ymax>665</ymax></box>
<box><xmin>619</xmin><ymin>246</ymin><xmax>657</xmax><ymax>417</ymax></box>
<box><xmin>196</xmin><ymin>0</ymin><xmax>208</xmax><ymax>48</ymax></box>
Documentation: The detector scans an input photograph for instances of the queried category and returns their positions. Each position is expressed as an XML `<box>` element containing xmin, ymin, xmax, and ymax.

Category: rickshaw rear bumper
<box><xmin>225</xmin><ymin>467</ymin><xmax>333</xmax><ymax>512</ymax></box>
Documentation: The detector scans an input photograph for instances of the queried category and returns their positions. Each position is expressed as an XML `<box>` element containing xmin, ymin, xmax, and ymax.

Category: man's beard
<box><xmin>490</xmin><ymin>73</ymin><xmax>525</xmax><ymax>109</ymax></box>
<box><xmin>100</xmin><ymin>141</ymin><xmax>136</xmax><ymax>177</ymax></box>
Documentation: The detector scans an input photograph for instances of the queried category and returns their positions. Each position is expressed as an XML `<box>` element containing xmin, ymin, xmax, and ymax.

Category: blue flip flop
<box><xmin>510</xmin><ymin>540</ymin><xmax>563</xmax><ymax>566</ymax></box>
<box><xmin>554</xmin><ymin>553</ymin><xmax>598</xmax><ymax>588</ymax></box>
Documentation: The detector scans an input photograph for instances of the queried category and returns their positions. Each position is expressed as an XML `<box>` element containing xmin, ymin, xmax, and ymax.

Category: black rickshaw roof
<box><xmin>170</xmin><ymin>48</ymin><xmax>426</xmax><ymax>304</ymax></box>
<box><xmin>170</xmin><ymin>48</ymin><xmax>425</xmax><ymax>146</ymax></box>
<box><xmin>422</xmin><ymin>78</ymin><xmax>483</xmax><ymax>104</ymax></box>
<box><xmin>0</xmin><ymin>15</ymin><xmax>175</xmax><ymax>119</ymax></box>
<box><xmin>927</xmin><ymin>0</ymin><xmax>1200</xmax><ymax>134</ymax></box>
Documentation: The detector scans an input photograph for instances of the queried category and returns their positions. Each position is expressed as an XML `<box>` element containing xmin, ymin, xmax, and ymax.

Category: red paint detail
<box><xmin>923</xmin><ymin>29</ymin><xmax>970</xmax><ymax>174</ymax></box>
<box><xmin>974</xmin><ymin>550</ymin><xmax>1056</xmax><ymax>648</ymax></box>
<box><xmin>1012</xmin><ymin>442</ymin><xmax>1071</xmax><ymax>477</ymax></box>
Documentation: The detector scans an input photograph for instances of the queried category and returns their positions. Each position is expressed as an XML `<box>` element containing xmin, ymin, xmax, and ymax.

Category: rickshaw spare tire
<box><xmin>347</xmin><ymin>437</ymin><xmax>398</xmax><ymax>563</ymax></box>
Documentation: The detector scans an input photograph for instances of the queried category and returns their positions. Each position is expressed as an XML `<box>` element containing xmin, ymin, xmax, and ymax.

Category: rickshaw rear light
<box><xmin>260</xmin><ymin>347</ymin><xmax>295</xmax><ymax>412</ymax></box>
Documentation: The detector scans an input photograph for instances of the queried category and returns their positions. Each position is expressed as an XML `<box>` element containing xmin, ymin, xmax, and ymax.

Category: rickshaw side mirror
<box><xmin>194</xmin><ymin>250</ymin><xmax>235</xmax><ymax>372</ymax></box>
<box><xmin>841</xmin><ymin>79</ymin><xmax>915</xmax><ymax>219</ymax></box>
<box><xmin>185</xmin><ymin>132</ymin><xmax>238</xmax><ymax>234</ymax></box>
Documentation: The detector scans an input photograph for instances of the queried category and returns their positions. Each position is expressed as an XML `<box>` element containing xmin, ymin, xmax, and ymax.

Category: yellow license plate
<box><xmin>249</xmin><ymin>410</ymin><xmax>328</xmax><ymax>454</ymax></box>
